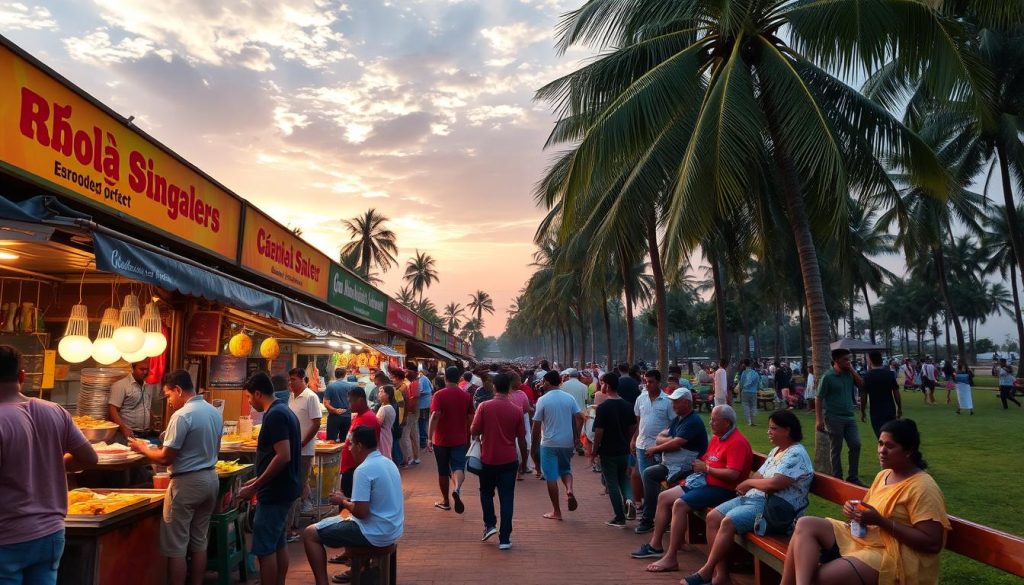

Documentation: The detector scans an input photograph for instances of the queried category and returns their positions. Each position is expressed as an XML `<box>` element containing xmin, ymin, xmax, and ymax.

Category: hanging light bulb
<box><xmin>121</xmin><ymin>348</ymin><xmax>151</xmax><ymax>363</ymax></box>
<box><xmin>113</xmin><ymin>293</ymin><xmax>145</xmax><ymax>354</ymax></box>
<box><xmin>92</xmin><ymin>308</ymin><xmax>122</xmax><ymax>365</ymax></box>
<box><xmin>140</xmin><ymin>302</ymin><xmax>167</xmax><ymax>357</ymax></box>
<box><xmin>57</xmin><ymin>304</ymin><xmax>93</xmax><ymax>363</ymax></box>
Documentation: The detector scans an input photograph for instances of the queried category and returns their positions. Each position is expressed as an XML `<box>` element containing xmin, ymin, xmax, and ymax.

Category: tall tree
<box><xmin>468</xmin><ymin>290</ymin><xmax>496</xmax><ymax>323</ymax></box>
<box><xmin>443</xmin><ymin>302</ymin><xmax>465</xmax><ymax>334</ymax></box>
<box><xmin>403</xmin><ymin>250</ymin><xmax>438</xmax><ymax>303</ymax></box>
<box><xmin>339</xmin><ymin>209</ymin><xmax>398</xmax><ymax>279</ymax></box>
<box><xmin>984</xmin><ymin>204</ymin><xmax>1024</xmax><ymax>354</ymax></box>
<box><xmin>395</xmin><ymin>286</ymin><xmax>416</xmax><ymax>307</ymax></box>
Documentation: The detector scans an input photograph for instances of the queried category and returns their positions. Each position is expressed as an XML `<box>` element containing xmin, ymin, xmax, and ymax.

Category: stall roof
<box><xmin>408</xmin><ymin>339</ymin><xmax>459</xmax><ymax>362</ymax></box>
<box><xmin>282</xmin><ymin>299</ymin><xmax>387</xmax><ymax>344</ymax></box>
<box><xmin>372</xmin><ymin>344</ymin><xmax>405</xmax><ymax>359</ymax></box>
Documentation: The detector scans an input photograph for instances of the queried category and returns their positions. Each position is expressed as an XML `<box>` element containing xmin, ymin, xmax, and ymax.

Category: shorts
<box><xmin>251</xmin><ymin>501</ymin><xmax>292</xmax><ymax>556</ymax></box>
<box><xmin>539</xmin><ymin>446</ymin><xmax>573</xmax><ymax>480</ymax></box>
<box><xmin>433</xmin><ymin>444</ymin><xmax>468</xmax><ymax>476</ymax></box>
<box><xmin>314</xmin><ymin>516</ymin><xmax>372</xmax><ymax>549</ymax></box>
<box><xmin>680</xmin><ymin>484</ymin><xmax>735</xmax><ymax>511</ymax></box>
<box><xmin>160</xmin><ymin>470</ymin><xmax>218</xmax><ymax>558</ymax></box>
<box><xmin>713</xmin><ymin>495</ymin><xmax>766</xmax><ymax>535</ymax></box>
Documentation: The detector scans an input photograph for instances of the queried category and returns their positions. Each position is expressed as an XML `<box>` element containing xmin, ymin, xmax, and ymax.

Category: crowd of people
<box><xmin>0</xmin><ymin>341</ymin><xmax>984</xmax><ymax>585</ymax></box>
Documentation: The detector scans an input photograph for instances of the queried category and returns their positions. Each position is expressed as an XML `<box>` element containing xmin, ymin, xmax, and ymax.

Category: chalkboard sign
<box><xmin>209</xmin><ymin>355</ymin><xmax>247</xmax><ymax>388</ymax></box>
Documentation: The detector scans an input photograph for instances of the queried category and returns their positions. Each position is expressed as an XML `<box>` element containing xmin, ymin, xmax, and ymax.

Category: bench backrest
<box><xmin>752</xmin><ymin>453</ymin><xmax>1024</xmax><ymax>577</ymax></box>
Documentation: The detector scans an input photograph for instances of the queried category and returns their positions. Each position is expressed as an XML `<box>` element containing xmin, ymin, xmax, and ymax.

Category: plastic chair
<box><xmin>206</xmin><ymin>507</ymin><xmax>247</xmax><ymax>585</ymax></box>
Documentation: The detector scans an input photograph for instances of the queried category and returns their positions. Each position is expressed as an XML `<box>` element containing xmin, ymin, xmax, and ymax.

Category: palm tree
<box><xmin>395</xmin><ymin>286</ymin><xmax>416</xmax><ymax>307</ymax></box>
<box><xmin>403</xmin><ymin>250</ymin><xmax>438</xmax><ymax>303</ymax></box>
<box><xmin>443</xmin><ymin>302</ymin><xmax>465</xmax><ymax>334</ymax></box>
<box><xmin>339</xmin><ymin>253</ymin><xmax>383</xmax><ymax>286</ymax></box>
<box><xmin>984</xmin><ymin>205</ymin><xmax>1024</xmax><ymax>354</ymax></box>
<box><xmin>846</xmin><ymin>203</ymin><xmax>897</xmax><ymax>344</ymax></box>
<box><xmin>537</xmin><ymin>0</ymin><xmax>980</xmax><ymax>471</ymax></box>
<box><xmin>339</xmin><ymin>209</ymin><xmax>398</xmax><ymax>279</ymax></box>
<box><xmin>468</xmin><ymin>291</ymin><xmax>495</xmax><ymax>324</ymax></box>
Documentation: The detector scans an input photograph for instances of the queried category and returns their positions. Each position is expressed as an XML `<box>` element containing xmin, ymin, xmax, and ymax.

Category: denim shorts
<box><xmin>251</xmin><ymin>501</ymin><xmax>292</xmax><ymax>556</ymax></box>
<box><xmin>0</xmin><ymin>529</ymin><xmax>64</xmax><ymax>585</ymax></box>
<box><xmin>539</xmin><ymin>446</ymin><xmax>573</xmax><ymax>480</ymax></box>
<box><xmin>314</xmin><ymin>516</ymin><xmax>372</xmax><ymax>549</ymax></box>
<box><xmin>434</xmin><ymin>444</ymin><xmax>468</xmax><ymax>476</ymax></box>
<box><xmin>713</xmin><ymin>495</ymin><xmax>766</xmax><ymax>535</ymax></box>
<box><xmin>680</xmin><ymin>484</ymin><xmax>735</xmax><ymax>510</ymax></box>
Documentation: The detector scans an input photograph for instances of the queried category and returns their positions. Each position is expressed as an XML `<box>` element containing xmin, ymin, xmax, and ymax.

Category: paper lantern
<box><xmin>260</xmin><ymin>337</ymin><xmax>280</xmax><ymax>359</ymax></box>
<box><xmin>121</xmin><ymin>348</ymin><xmax>150</xmax><ymax>363</ymax></box>
<box><xmin>91</xmin><ymin>308</ymin><xmax>121</xmax><ymax>365</ymax></box>
<box><xmin>113</xmin><ymin>294</ymin><xmax>145</xmax><ymax>354</ymax></box>
<box><xmin>140</xmin><ymin>302</ymin><xmax>167</xmax><ymax>357</ymax></box>
<box><xmin>229</xmin><ymin>332</ymin><xmax>252</xmax><ymax>357</ymax></box>
<box><xmin>57</xmin><ymin>304</ymin><xmax>92</xmax><ymax>363</ymax></box>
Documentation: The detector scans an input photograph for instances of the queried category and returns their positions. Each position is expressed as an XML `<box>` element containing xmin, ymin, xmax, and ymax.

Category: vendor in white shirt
<box><xmin>303</xmin><ymin>426</ymin><xmax>403</xmax><ymax>585</ymax></box>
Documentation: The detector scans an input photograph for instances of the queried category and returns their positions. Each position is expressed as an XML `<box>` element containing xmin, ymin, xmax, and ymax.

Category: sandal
<box><xmin>433</xmin><ymin>502</ymin><xmax>451</xmax><ymax>511</ymax></box>
<box><xmin>567</xmin><ymin>493</ymin><xmax>578</xmax><ymax>512</ymax></box>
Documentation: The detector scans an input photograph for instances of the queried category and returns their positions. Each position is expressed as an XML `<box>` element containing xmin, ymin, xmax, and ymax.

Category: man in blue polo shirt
<box><xmin>303</xmin><ymin>426</ymin><xmax>403</xmax><ymax>585</ymax></box>
<box><xmin>417</xmin><ymin>367</ymin><xmax>434</xmax><ymax>448</ymax></box>
<box><xmin>238</xmin><ymin>372</ymin><xmax>302</xmax><ymax>585</ymax></box>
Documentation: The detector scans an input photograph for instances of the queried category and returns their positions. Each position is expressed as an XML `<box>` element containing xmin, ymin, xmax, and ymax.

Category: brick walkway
<box><xmin>275</xmin><ymin>453</ymin><xmax>757</xmax><ymax>585</ymax></box>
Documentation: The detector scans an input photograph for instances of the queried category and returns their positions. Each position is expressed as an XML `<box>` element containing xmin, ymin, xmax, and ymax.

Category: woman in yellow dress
<box><xmin>780</xmin><ymin>419</ymin><xmax>950</xmax><ymax>585</ymax></box>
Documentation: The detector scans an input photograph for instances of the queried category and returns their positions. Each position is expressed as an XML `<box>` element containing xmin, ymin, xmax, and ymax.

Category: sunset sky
<box><xmin>0</xmin><ymin>0</ymin><xmax>594</xmax><ymax>337</ymax></box>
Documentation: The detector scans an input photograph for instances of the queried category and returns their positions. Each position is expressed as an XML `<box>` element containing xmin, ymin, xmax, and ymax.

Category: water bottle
<box><xmin>850</xmin><ymin>500</ymin><xmax>867</xmax><ymax>538</ymax></box>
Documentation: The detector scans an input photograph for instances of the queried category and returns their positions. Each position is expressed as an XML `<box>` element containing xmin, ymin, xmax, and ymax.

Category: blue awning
<box><xmin>93</xmin><ymin>231</ymin><xmax>282</xmax><ymax>318</ymax></box>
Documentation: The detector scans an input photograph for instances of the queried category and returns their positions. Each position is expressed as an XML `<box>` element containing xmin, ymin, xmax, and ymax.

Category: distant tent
<box><xmin>829</xmin><ymin>338</ymin><xmax>889</xmax><ymax>353</ymax></box>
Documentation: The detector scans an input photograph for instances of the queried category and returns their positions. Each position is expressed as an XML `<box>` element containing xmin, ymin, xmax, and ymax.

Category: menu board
<box><xmin>208</xmin><ymin>355</ymin><xmax>247</xmax><ymax>388</ymax></box>
<box><xmin>185</xmin><ymin>311</ymin><xmax>222</xmax><ymax>355</ymax></box>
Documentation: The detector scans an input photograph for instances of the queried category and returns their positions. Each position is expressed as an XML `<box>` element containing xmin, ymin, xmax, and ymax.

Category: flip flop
<box><xmin>452</xmin><ymin>491</ymin><xmax>465</xmax><ymax>514</ymax></box>
<box><xmin>433</xmin><ymin>502</ymin><xmax>451</xmax><ymax>511</ymax></box>
<box><xmin>542</xmin><ymin>512</ymin><xmax>563</xmax><ymax>521</ymax></box>
<box><xmin>645</xmin><ymin>564</ymin><xmax>679</xmax><ymax>573</ymax></box>
<box><xmin>567</xmin><ymin>493</ymin><xmax>578</xmax><ymax>512</ymax></box>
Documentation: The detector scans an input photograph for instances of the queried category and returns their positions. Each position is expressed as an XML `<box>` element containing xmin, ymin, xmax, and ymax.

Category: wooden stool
<box><xmin>347</xmin><ymin>544</ymin><xmax>397</xmax><ymax>585</ymax></box>
<box><xmin>206</xmin><ymin>507</ymin><xmax>247</xmax><ymax>585</ymax></box>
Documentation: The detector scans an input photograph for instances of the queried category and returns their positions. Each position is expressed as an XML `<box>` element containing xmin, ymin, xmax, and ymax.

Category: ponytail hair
<box><xmin>879</xmin><ymin>418</ymin><xmax>927</xmax><ymax>470</ymax></box>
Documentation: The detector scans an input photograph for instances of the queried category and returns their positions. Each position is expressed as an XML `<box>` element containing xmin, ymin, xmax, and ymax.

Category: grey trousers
<box><xmin>741</xmin><ymin>393</ymin><xmax>757</xmax><ymax>425</ymax></box>
<box><xmin>826</xmin><ymin>416</ymin><xmax>861</xmax><ymax>481</ymax></box>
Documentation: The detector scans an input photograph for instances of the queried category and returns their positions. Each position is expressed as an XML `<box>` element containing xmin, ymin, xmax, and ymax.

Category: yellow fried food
<box><xmin>215</xmin><ymin>460</ymin><xmax>247</xmax><ymax>473</ymax></box>
<box><xmin>67</xmin><ymin>489</ymin><xmax>147</xmax><ymax>515</ymax></box>
<box><xmin>72</xmin><ymin>415</ymin><xmax>117</xmax><ymax>429</ymax></box>
<box><xmin>221</xmin><ymin>434</ymin><xmax>246</xmax><ymax>442</ymax></box>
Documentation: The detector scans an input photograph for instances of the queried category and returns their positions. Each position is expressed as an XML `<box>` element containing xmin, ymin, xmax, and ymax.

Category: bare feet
<box><xmin>645</xmin><ymin>560</ymin><xmax>679</xmax><ymax>572</ymax></box>
<box><xmin>543</xmin><ymin>512</ymin><xmax>563</xmax><ymax>521</ymax></box>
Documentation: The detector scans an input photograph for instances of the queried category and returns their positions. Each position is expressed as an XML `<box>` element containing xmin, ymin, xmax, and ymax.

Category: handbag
<box><xmin>756</xmin><ymin>495</ymin><xmax>802</xmax><ymax>536</ymax></box>
<box><xmin>466</xmin><ymin>438</ymin><xmax>483</xmax><ymax>474</ymax></box>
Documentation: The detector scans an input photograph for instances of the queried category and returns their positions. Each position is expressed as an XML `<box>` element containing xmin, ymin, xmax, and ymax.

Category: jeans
<box><xmin>600</xmin><ymin>454</ymin><xmax>631</xmax><ymax>521</ymax></box>
<box><xmin>826</xmin><ymin>416</ymin><xmax>861</xmax><ymax>481</ymax></box>
<box><xmin>999</xmin><ymin>386</ymin><xmax>1021</xmax><ymax>409</ymax></box>
<box><xmin>400</xmin><ymin>409</ymin><xmax>419</xmax><ymax>462</ymax></box>
<box><xmin>741</xmin><ymin>393</ymin><xmax>757</xmax><ymax>425</ymax></box>
<box><xmin>326</xmin><ymin>414</ymin><xmax>351</xmax><ymax>443</ymax></box>
<box><xmin>0</xmin><ymin>529</ymin><xmax>65</xmax><ymax>585</ymax></box>
<box><xmin>640</xmin><ymin>463</ymin><xmax>670</xmax><ymax>525</ymax></box>
<box><xmin>418</xmin><ymin>410</ymin><xmax>430</xmax><ymax>448</ymax></box>
<box><xmin>479</xmin><ymin>461</ymin><xmax>518</xmax><ymax>543</ymax></box>
<box><xmin>391</xmin><ymin>424</ymin><xmax>403</xmax><ymax>462</ymax></box>
<box><xmin>635</xmin><ymin>448</ymin><xmax>655</xmax><ymax>475</ymax></box>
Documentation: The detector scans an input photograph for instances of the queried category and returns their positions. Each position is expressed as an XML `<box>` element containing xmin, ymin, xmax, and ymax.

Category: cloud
<box><xmin>64</xmin><ymin>29</ymin><xmax>173</xmax><ymax>66</ymax></box>
<box><xmin>0</xmin><ymin>2</ymin><xmax>57</xmax><ymax>30</ymax></box>
<box><xmin>480</xmin><ymin>22</ymin><xmax>551</xmax><ymax>57</ymax></box>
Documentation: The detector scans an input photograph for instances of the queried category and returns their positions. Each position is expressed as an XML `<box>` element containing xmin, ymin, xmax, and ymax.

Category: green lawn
<box><xmin>738</xmin><ymin>385</ymin><xmax>1023</xmax><ymax>584</ymax></box>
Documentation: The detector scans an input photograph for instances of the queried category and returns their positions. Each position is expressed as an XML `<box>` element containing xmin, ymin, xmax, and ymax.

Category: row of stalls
<box><xmin>0</xmin><ymin>35</ymin><xmax>471</xmax><ymax>585</ymax></box>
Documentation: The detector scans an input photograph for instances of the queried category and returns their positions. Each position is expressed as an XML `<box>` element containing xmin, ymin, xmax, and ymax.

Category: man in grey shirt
<box><xmin>109</xmin><ymin>361</ymin><xmax>158</xmax><ymax>441</ymax></box>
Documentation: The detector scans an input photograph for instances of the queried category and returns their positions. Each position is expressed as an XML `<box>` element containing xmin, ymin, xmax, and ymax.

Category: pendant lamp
<box><xmin>113</xmin><ymin>293</ymin><xmax>145</xmax><ymax>354</ymax></box>
<box><xmin>91</xmin><ymin>308</ymin><xmax>122</xmax><ymax>365</ymax></box>
<box><xmin>57</xmin><ymin>304</ymin><xmax>92</xmax><ymax>363</ymax></box>
<box><xmin>121</xmin><ymin>348</ymin><xmax>151</xmax><ymax>364</ymax></box>
<box><xmin>140</xmin><ymin>302</ymin><xmax>167</xmax><ymax>357</ymax></box>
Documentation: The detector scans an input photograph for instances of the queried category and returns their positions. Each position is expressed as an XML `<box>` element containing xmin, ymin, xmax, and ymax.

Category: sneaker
<box><xmin>683</xmin><ymin>572</ymin><xmax>711</xmax><ymax>585</ymax></box>
<box><xmin>499</xmin><ymin>541</ymin><xmax>512</xmax><ymax>550</ymax></box>
<box><xmin>625</xmin><ymin>501</ymin><xmax>637</xmax><ymax>520</ymax></box>
<box><xmin>332</xmin><ymin>571</ymin><xmax>352</xmax><ymax>583</ymax></box>
<box><xmin>606</xmin><ymin>518</ymin><xmax>627</xmax><ymax>528</ymax></box>
<box><xmin>481</xmin><ymin>526</ymin><xmax>498</xmax><ymax>541</ymax></box>
<box><xmin>630</xmin><ymin>543</ymin><xmax>664</xmax><ymax>559</ymax></box>
<box><xmin>633</xmin><ymin>522</ymin><xmax>654</xmax><ymax>535</ymax></box>
<box><xmin>328</xmin><ymin>553</ymin><xmax>349</xmax><ymax>565</ymax></box>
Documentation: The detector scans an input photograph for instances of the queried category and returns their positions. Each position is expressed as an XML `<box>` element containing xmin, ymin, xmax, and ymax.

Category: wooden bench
<box><xmin>686</xmin><ymin>454</ymin><xmax>1024</xmax><ymax>584</ymax></box>
<box><xmin>347</xmin><ymin>544</ymin><xmax>397</xmax><ymax>585</ymax></box>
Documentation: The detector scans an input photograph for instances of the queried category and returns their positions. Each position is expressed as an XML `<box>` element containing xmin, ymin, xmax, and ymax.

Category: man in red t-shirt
<box><xmin>428</xmin><ymin>366</ymin><xmax>474</xmax><ymax>513</ymax></box>
<box><xmin>340</xmin><ymin>388</ymin><xmax>380</xmax><ymax>498</ymax></box>
<box><xmin>642</xmin><ymin>404</ymin><xmax>752</xmax><ymax>572</ymax></box>
<box><xmin>470</xmin><ymin>373</ymin><xmax>527</xmax><ymax>548</ymax></box>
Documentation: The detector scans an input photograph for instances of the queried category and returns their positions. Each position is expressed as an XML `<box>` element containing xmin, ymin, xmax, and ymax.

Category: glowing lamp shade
<box><xmin>140</xmin><ymin>302</ymin><xmax>167</xmax><ymax>357</ymax></box>
<box><xmin>92</xmin><ymin>308</ymin><xmax>122</xmax><ymax>365</ymax></box>
<box><xmin>58</xmin><ymin>304</ymin><xmax>93</xmax><ymax>363</ymax></box>
<box><xmin>113</xmin><ymin>294</ymin><xmax>145</xmax><ymax>354</ymax></box>
<box><xmin>121</xmin><ymin>348</ymin><xmax>151</xmax><ymax>364</ymax></box>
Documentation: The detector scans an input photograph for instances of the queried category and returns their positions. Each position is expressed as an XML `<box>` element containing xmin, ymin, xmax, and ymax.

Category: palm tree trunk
<box><xmin>1012</xmin><ymin>263</ymin><xmax>1024</xmax><ymax>359</ymax></box>
<box><xmin>774</xmin><ymin>309</ymin><xmax>783</xmax><ymax>360</ymax></box>
<box><xmin>567</xmin><ymin>319</ymin><xmax>575</xmax><ymax>368</ymax></box>
<box><xmin>646</xmin><ymin>210</ymin><xmax>669</xmax><ymax>370</ymax></box>
<box><xmin>932</xmin><ymin>247</ymin><xmax>967</xmax><ymax>364</ymax></box>
<box><xmin>602</xmin><ymin>293</ymin><xmax>613</xmax><ymax>370</ymax></box>
<box><xmin>620</xmin><ymin>255</ymin><xmax>636</xmax><ymax>364</ymax></box>
<box><xmin>997</xmin><ymin>143</ymin><xmax>1024</xmax><ymax>291</ymax></box>
<box><xmin>861</xmin><ymin>284</ymin><xmax>876</xmax><ymax>345</ymax></box>
<box><xmin>799</xmin><ymin>303</ymin><xmax>808</xmax><ymax>373</ymax></box>
<box><xmin>710</xmin><ymin>254</ymin><xmax>729</xmax><ymax>361</ymax></box>
<box><xmin>766</xmin><ymin>112</ymin><xmax>832</xmax><ymax>472</ymax></box>
<box><xmin>944</xmin><ymin>313</ymin><xmax>951</xmax><ymax>364</ymax></box>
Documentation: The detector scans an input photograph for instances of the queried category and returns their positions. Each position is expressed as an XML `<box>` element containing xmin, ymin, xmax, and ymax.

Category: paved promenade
<box><xmin>278</xmin><ymin>452</ymin><xmax>756</xmax><ymax>585</ymax></box>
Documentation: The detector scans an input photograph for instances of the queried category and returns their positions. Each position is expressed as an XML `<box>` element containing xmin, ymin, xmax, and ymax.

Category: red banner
<box><xmin>386</xmin><ymin>300</ymin><xmax>417</xmax><ymax>337</ymax></box>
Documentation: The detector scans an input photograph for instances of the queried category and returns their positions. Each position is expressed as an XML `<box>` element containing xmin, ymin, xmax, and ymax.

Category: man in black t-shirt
<box><xmin>239</xmin><ymin>372</ymin><xmax>302</xmax><ymax>585</ymax></box>
<box><xmin>591</xmin><ymin>374</ymin><xmax>637</xmax><ymax>528</ymax></box>
<box><xmin>860</xmin><ymin>350</ymin><xmax>902</xmax><ymax>437</ymax></box>
<box><xmin>617</xmin><ymin>362</ymin><xmax>641</xmax><ymax>405</ymax></box>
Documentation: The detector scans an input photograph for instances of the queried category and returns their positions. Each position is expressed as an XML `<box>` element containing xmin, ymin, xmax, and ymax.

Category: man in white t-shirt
<box><xmin>713</xmin><ymin>358</ymin><xmax>731</xmax><ymax>406</ymax></box>
<box><xmin>288</xmin><ymin>367</ymin><xmax>322</xmax><ymax>538</ymax></box>
<box><xmin>920</xmin><ymin>358</ymin><xmax>938</xmax><ymax>405</ymax></box>
<box><xmin>303</xmin><ymin>426</ymin><xmax>403</xmax><ymax>585</ymax></box>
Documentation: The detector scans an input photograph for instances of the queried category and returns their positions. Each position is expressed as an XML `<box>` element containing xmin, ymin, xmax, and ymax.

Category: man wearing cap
<box><xmin>631</xmin><ymin>386</ymin><xmax>708</xmax><ymax>536</ymax></box>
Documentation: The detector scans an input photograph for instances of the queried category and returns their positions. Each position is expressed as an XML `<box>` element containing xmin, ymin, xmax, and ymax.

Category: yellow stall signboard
<box><xmin>0</xmin><ymin>44</ymin><xmax>241</xmax><ymax>259</ymax></box>
<box><xmin>239</xmin><ymin>207</ymin><xmax>330</xmax><ymax>301</ymax></box>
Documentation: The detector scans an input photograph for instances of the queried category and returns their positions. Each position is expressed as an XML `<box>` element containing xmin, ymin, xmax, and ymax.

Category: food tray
<box><xmin>65</xmin><ymin>490</ymin><xmax>162</xmax><ymax>529</ymax></box>
<box><xmin>216</xmin><ymin>463</ymin><xmax>254</xmax><ymax>478</ymax></box>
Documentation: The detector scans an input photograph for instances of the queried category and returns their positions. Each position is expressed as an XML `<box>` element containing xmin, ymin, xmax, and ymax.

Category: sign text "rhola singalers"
<box><xmin>19</xmin><ymin>88</ymin><xmax>222</xmax><ymax>233</ymax></box>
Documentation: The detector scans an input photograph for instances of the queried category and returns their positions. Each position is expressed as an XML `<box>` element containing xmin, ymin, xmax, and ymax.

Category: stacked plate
<box><xmin>77</xmin><ymin>368</ymin><xmax>130</xmax><ymax>419</ymax></box>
